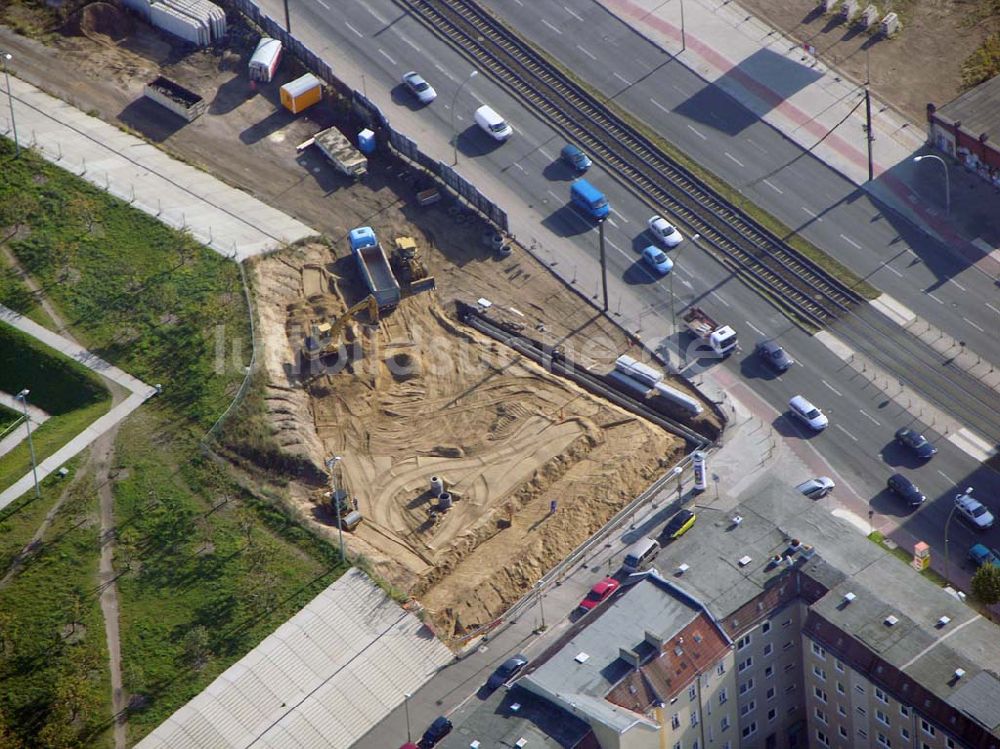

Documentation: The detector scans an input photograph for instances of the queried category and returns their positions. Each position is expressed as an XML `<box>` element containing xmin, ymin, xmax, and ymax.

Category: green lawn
<box><xmin>0</xmin><ymin>404</ymin><xmax>20</xmax><ymax>435</ymax></box>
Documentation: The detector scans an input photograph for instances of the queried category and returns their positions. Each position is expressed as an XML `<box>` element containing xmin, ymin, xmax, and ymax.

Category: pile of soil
<box><xmin>62</xmin><ymin>2</ymin><xmax>134</xmax><ymax>45</ymax></box>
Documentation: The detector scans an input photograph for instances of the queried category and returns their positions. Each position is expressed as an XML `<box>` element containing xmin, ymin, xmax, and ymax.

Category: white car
<box><xmin>402</xmin><ymin>71</ymin><xmax>437</xmax><ymax>104</ymax></box>
<box><xmin>796</xmin><ymin>477</ymin><xmax>835</xmax><ymax>499</ymax></box>
<box><xmin>788</xmin><ymin>395</ymin><xmax>828</xmax><ymax>431</ymax></box>
<box><xmin>647</xmin><ymin>215</ymin><xmax>683</xmax><ymax>248</ymax></box>
<box><xmin>955</xmin><ymin>490</ymin><xmax>994</xmax><ymax>530</ymax></box>
<box><xmin>641</xmin><ymin>245</ymin><xmax>674</xmax><ymax>275</ymax></box>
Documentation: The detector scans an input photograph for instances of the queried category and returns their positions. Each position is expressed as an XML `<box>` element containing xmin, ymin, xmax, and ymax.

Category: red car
<box><xmin>579</xmin><ymin>578</ymin><xmax>620</xmax><ymax>611</ymax></box>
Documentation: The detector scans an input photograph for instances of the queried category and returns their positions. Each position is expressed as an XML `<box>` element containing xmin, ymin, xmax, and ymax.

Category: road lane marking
<box><xmin>542</xmin><ymin>19</ymin><xmax>563</xmax><ymax>34</ymax></box>
<box><xmin>963</xmin><ymin>316</ymin><xmax>985</xmax><ymax>333</ymax></box>
<box><xmin>650</xmin><ymin>97</ymin><xmax>670</xmax><ymax>113</ymax></box>
<box><xmin>986</xmin><ymin>302</ymin><xmax>1000</xmax><ymax>315</ymax></box>
<box><xmin>606</xmin><ymin>239</ymin><xmax>623</xmax><ymax>252</ymax></box>
<box><xmin>345</xmin><ymin>21</ymin><xmax>363</xmax><ymax>37</ymax></box>
<box><xmin>744</xmin><ymin>320</ymin><xmax>765</xmax><ymax>336</ymax></box>
<box><xmin>687</xmin><ymin>124</ymin><xmax>707</xmax><ymax>140</ymax></box>
<box><xmin>948</xmin><ymin>278</ymin><xmax>967</xmax><ymax>291</ymax></box>
<box><xmin>365</xmin><ymin>5</ymin><xmax>386</xmax><ymax>22</ymax></box>
<box><xmin>762</xmin><ymin>179</ymin><xmax>782</xmax><ymax>194</ymax></box>
<box><xmin>822</xmin><ymin>379</ymin><xmax>843</xmax><ymax>396</ymax></box>
<box><xmin>937</xmin><ymin>469</ymin><xmax>954</xmax><ymax>484</ymax></box>
<box><xmin>546</xmin><ymin>190</ymin><xmax>561</xmax><ymax>202</ymax></box>
<box><xmin>614</xmin><ymin>72</ymin><xmax>631</xmax><ymax>85</ymax></box>
<box><xmin>577</xmin><ymin>44</ymin><xmax>597</xmax><ymax>61</ymax></box>
<box><xmin>710</xmin><ymin>291</ymin><xmax>731</xmax><ymax>307</ymax></box>
<box><xmin>859</xmin><ymin>409</ymin><xmax>880</xmax><ymax>426</ymax></box>
<box><xmin>378</xmin><ymin>48</ymin><xmax>397</xmax><ymax>65</ymax></box>
<box><xmin>564</xmin><ymin>5</ymin><xmax>583</xmax><ymax>21</ymax></box>
<box><xmin>927</xmin><ymin>292</ymin><xmax>944</xmax><ymax>304</ymax></box>
<box><xmin>746</xmin><ymin>138</ymin><xmax>767</xmax><ymax>154</ymax></box>
<box><xmin>610</xmin><ymin>208</ymin><xmax>629</xmax><ymax>223</ymax></box>
<box><xmin>606</xmin><ymin>218</ymin><xmax>618</xmax><ymax>228</ymax></box>
<box><xmin>316</xmin><ymin>0</ymin><xmax>330</xmax><ymax>8</ymax></box>
<box><xmin>882</xmin><ymin>264</ymin><xmax>903</xmax><ymax>277</ymax></box>
<box><xmin>840</xmin><ymin>233</ymin><xmax>861</xmax><ymax>250</ymax></box>
<box><xmin>834</xmin><ymin>424</ymin><xmax>858</xmax><ymax>442</ymax></box>
<box><xmin>512</xmin><ymin>0</ymin><xmax>522</xmax><ymax>4</ymax></box>
<box><xmin>399</xmin><ymin>35</ymin><xmax>421</xmax><ymax>51</ymax></box>
<box><xmin>538</xmin><ymin>147</ymin><xmax>553</xmax><ymax>160</ymax></box>
<box><xmin>512</xmin><ymin>162</ymin><xmax>526</xmax><ymax>173</ymax></box>
<box><xmin>724</xmin><ymin>152</ymin><xmax>744</xmax><ymax>167</ymax></box>
<box><xmin>802</xmin><ymin>206</ymin><xmax>822</xmax><ymax>221</ymax></box>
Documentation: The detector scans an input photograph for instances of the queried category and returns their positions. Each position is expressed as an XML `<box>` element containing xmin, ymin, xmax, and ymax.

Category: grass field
<box><xmin>0</xmin><ymin>404</ymin><xmax>20</xmax><ymax>435</ymax></box>
<box><xmin>0</xmin><ymin>139</ymin><xmax>346</xmax><ymax>746</ymax></box>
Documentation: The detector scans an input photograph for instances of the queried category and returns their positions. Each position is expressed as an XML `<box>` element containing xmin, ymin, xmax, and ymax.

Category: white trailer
<box><xmin>314</xmin><ymin>126</ymin><xmax>367</xmax><ymax>179</ymax></box>
<box><xmin>249</xmin><ymin>37</ymin><xmax>282</xmax><ymax>82</ymax></box>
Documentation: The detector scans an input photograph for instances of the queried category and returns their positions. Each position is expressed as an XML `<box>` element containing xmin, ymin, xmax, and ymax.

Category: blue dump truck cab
<box><xmin>570</xmin><ymin>179</ymin><xmax>609</xmax><ymax>221</ymax></box>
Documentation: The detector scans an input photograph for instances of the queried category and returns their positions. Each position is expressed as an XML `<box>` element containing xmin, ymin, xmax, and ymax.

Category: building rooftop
<box><xmin>937</xmin><ymin>73</ymin><xmax>1000</xmax><ymax>142</ymax></box>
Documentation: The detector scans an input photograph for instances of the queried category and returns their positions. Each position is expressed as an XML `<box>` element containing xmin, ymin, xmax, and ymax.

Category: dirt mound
<box><xmin>62</xmin><ymin>3</ymin><xmax>135</xmax><ymax>45</ymax></box>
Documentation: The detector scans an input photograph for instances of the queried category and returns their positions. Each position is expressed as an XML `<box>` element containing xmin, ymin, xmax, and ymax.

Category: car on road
<box><xmin>560</xmin><ymin>143</ymin><xmax>592</xmax><ymax>172</ymax></box>
<box><xmin>788</xmin><ymin>395</ymin><xmax>828</xmax><ymax>431</ymax></box>
<box><xmin>417</xmin><ymin>716</ymin><xmax>452</xmax><ymax>748</ymax></box>
<box><xmin>754</xmin><ymin>339</ymin><xmax>794</xmax><ymax>372</ymax></box>
<box><xmin>647</xmin><ymin>215</ymin><xmax>683</xmax><ymax>248</ymax></box>
<box><xmin>402</xmin><ymin>71</ymin><xmax>437</xmax><ymax>104</ymax></box>
<box><xmin>663</xmin><ymin>508</ymin><xmax>697</xmax><ymax>539</ymax></box>
<box><xmin>969</xmin><ymin>543</ymin><xmax>1000</xmax><ymax>570</ymax></box>
<box><xmin>641</xmin><ymin>245</ymin><xmax>674</xmax><ymax>275</ymax></box>
<box><xmin>796</xmin><ymin>477</ymin><xmax>835</xmax><ymax>499</ymax></box>
<box><xmin>887</xmin><ymin>473</ymin><xmax>925</xmax><ymax>506</ymax></box>
<box><xmin>955</xmin><ymin>489</ymin><xmax>995</xmax><ymax>530</ymax></box>
<box><xmin>579</xmin><ymin>577</ymin><xmax>620</xmax><ymax>611</ymax></box>
<box><xmin>486</xmin><ymin>654</ymin><xmax>529</xmax><ymax>690</ymax></box>
<box><xmin>894</xmin><ymin>427</ymin><xmax>937</xmax><ymax>460</ymax></box>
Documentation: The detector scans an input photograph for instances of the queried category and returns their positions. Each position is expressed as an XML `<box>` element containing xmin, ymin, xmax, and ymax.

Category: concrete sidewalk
<box><xmin>0</xmin><ymin>76</ymin><xmax>316</xmax><ymax>261</ymax></box>
<box><xmin>602</xmin><ymin>0</ymin><xmax>1000</xmax><ymax>278</ymax></box>
<box><xmin>0</xmin><ymin>305</ymin><xmax>158</xmax><ymax>509</ymax></box>
<box><xmin>0</xmin><ymin>392</ymin><xmax>49</xmax><ymax>460</ymax></box>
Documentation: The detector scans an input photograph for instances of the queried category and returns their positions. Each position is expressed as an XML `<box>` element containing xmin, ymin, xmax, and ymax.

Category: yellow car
<box><xmin>664</xmin><ymin>509</ymin><xmax>697</xmax><ymax>540</ymax></box>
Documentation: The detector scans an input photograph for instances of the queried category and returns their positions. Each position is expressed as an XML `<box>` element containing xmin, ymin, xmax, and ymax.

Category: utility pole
<box><xmin>598</xmin><ymin>219</ymin><xmax>609</xmax><ymax>312</ymax></box>
<box><xmin>864</xmin><ymin>49</ymin><xmax>874</xmax><ymax>182</ymax></box>
<box><xmin>283</xmin><ymin>0</ymin><xmax>291</xmax><ymax>34</ymax></box>
<box><xmin>2</xmin><ymin>53</ymin><xmax>19</xmax><ymax>158</ymax></box>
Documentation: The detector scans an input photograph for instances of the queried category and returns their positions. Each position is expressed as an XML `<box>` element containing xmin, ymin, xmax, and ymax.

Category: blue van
<box><xmin>570</xmin><ymin>179</ymin><xmax>609</xmax><ymax>221</ymax></box>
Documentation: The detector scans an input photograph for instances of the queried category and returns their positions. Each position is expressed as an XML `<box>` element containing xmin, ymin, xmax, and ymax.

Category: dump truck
<box><xmin>314</xmin><ymin>126</ymin><xmax>367</xmax><ymax>178</ymax></box>
<box><xmin>349</xmin><ymin>227</ymin><xmax>400</xmax><ymax>309</ymax></box>
<box><xmin>682</xmin><ymin>306</ymin><xmax>738</xmax><ymax>357</ymax></box>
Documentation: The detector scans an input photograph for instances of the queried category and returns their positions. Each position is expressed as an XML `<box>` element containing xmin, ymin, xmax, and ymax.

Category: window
<box><xmin>835</xmin><ymin>658</ymin><xmax>845</xmax><ymax>673</ymax></box>
<box><xmin>814</xmin><ymin>707</ymin><xmax>827</xmax><ymax>724</ymax></box>
<box><xmin>721</xmin><ymin>716</ymin><xmax>730</xmax><ymax>731</ymax></box>
<box><xmin>859</xmin><ymin>729</ymin><xmax>868</xmax><ymax>739</ymax></box>
<box><xmin>901</xmin><ymin>727</ymin><xmax>910</xmax><ymax>740</ymax></box>
<box><xmin>921</xmin><ymin>720</ymin><xmax>935</xmax><ymax>737</ymax></box>
<box><xmin>856</xmin><ymin>684</ymin><xmax>866</xmax><ymax>694</ymax></box>
<box><xmin>691</xmin><ymin>711</ymin><xmax>699</xmax><ymax>728</ymax></box>
<box><xmin>673</xmin><ymin>743</ymin><xmax>681</xmax><ymax>749</ymax></box>
<box><xmin>946</xmin><ymin>740</ymin><xmax>956</xmax><ymax>749</ymax></box>
<box><xmin>762</xmin><ymin>621</ymin><xmax>771</xmax><ymax>634</ymax></box>
<box><xmin>812</xmin><ymin>642</ymin><xmax>827</xmax><ymax>659</ymax></box>
<box><xmin>766</xmin><ymin>686</ymin><xmax>775</xmax><ymax>700</ymax></box>
<box><xmin>740</xmin><ymin>679</ymin><xmax>754</xmax><ymax>695</ymax></box>
<box><xmin>740</xmin><ymin>700</ymin><xmax>756</xmax><ymax>717</ymax></box>
<box><xmin>836</xmin><ymin>681</ymin><xmax>845</xmax><ymax>695</ymax></box>
<box><xmin>738</xmin><ymin>657</ymin><xmax>753</xmax><ymax>672</ymax></box>
<box><xmin>876</xmin><ymin>687</ymin><xmax>889</xmax><ymax>705</ymax></box>
<box><xmin>812</xmin><ymin>666</ymin><xmax>827</xmax><ymax>681</ymax></box>
<box><xmin>816</xmin><ymin>729</ymin><xmax>830</xmax><ymax>747</ymax></box>
<box><xmin>742</xmin><ymin>721</ymin><xmax>758</xmax><ymax>739</ymax></box>
<box><xmin>814</xmin><ymin>686</ymin><xmax>827</xmax><ymax>703</ymax></box>
<box><xmin>737</xmin><ymin>635</ymin><xmax>752</xmax><ymax>650</ymax></box>
<box><xmin>785</xmin><ymin>684</ymin><xmax>796</xmax><ymax>694</ymax></box>
<box><xmin>723</xmin><ymin>743</ymin><xmax>731</xmax><ymax>749</ymax></box>
<box><xmin>838</xmin><ymin>704</ymin><xmax>847</xmax><ymax>717</ymax></box>
<box><xmin>686</xmin><ymin>684</ymin><xmax>695</xmax><ymax>701</ymax></box>
<box><xmin>764</xmin><ymin>665</ymin><xmax>774</xmax><ymax>678</ymax></box>
<box><xmin>858</xmin><ymin>706</ymin><xmax>867</xmax><ymax>716</ymax></box>
<box><xmin>784</xmin><ymin>663</ymin><xmax>795</xmax><ymax>673</ymax></box>
<box><xmin>763</xmin><ymin>643</ymin><xmax>773</xmax><ymax>657</ymax></box>
<box><xmin>692</xmin><ymin>741</ymin><xmax>699</xmax><ymax>749</ymax></box>
<box><xmin>671</xmin><ymin>713</ymin><xmax>680</xmax><ymax>730</ymax></box>
<box><xmin>782</xmin><ymin>619</ymin><xmax>791</xmax><ymax>628</ymax></box>
<box><xmin>717</xmin><ymin>662</ymin><xmax>726</xmax><ymax>676</ymax></box>
<box><xmin>877</xmin><ymin>709</ymin><xmax>890</xmax><ymax>726</ymax></box>
<box><xmin>768</xmin><ymin>707</ymin><xmax>776</xmax><ymax>722</ymax></box>
<box><xmin>877</xmin><ymin>733</ymin><xmax>892</xmax><ymax>748</ymax></box>
<box><xmin>839</xmin><ymin>726</ymin><xmax>848</xmax><ymax>739</ymax></box>
<box><xmin>718</xmin><ymin>688</ymin><xmax>728</xmax><ymax>705</ymax></box>
<box><xmin>900</xmin><ymin>705</ymin><xmax>910</xmax><ymax>718</ymax></box>
<box><xmin>783</xmin><ymin>641</ymin><xmax>794</xmax><ymax>651</ymax></box>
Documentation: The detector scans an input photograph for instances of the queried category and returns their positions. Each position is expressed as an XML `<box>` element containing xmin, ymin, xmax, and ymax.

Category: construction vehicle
<box><xmin>303</xmin><ymin>294</ymin><xmax>379</xmax><ymax>361</ymax></box>
<box><xmin>682</xmin><ymin>306</ymin><xmax>739</xmax><ymax>357</ymax></box>
<box><xmin>390</xmin><ymin>236</ymin><xmax>436</xmax><ymax>294</ymax></box>
<box><xmin>350</xmin><ymin>227</ymin><xmax>401</xmax><ymax>309</ymax></box>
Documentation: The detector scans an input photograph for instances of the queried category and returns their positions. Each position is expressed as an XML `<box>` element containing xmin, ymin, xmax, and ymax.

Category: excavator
<box><xmin>390</xmin><ymin>236</ymin><xmax>436</xmax><ymax>294</ymax></box>
<box><xmin>303</xmin><ymin>294</ymin><xmax>379</xmax><ymax>361</ymax></box>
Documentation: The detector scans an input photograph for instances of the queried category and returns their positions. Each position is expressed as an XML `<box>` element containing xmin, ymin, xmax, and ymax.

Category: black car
<box><xmin>418</xmin><ymin>716</ymin><xmax>453</xmax><ymax>748</ymax></box>
<box><xmin>894</xmin><ymin>427</ymin><xmax>937</xmax><ymax>460</ymax></box>
<box><xmin>887</xmin><ymin>473</ymin><xmax>926</xmax><ymax>506</ymax></box>
<box><xmin>754</xmin><ymin>339</ymin><xmax>794</xmax><ymax>372</ymax></box>
<box><xmin>486</xmin><ymin>654</ymin><xmax>528</xmax><ymax>690</ymax></box>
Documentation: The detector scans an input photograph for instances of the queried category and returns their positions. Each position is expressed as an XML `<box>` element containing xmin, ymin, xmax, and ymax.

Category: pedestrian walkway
<box><xmin>0</xmin><ymin>305</ymin><xmax>158</xmax><ymax>509</ymax></box>
<box><xmin>0</xmin><ymin>76</ymin><xmax>316</xmax><ymax>261</ymax></box>
<box><xmin>602</xmin><ymin>0</ymin><xmax>1000</xmax><ymax>278</ymax></box>
<box><xmin>0</xmin><ymin>392</ymin><xmax>49</xmax><ymax>459</ymax></box>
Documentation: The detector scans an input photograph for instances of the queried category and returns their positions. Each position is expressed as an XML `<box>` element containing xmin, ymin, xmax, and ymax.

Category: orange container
<box><xmin>280</xmin><ymin>73</ymin><xmax>322</xmax><ymax>114</ymax></box>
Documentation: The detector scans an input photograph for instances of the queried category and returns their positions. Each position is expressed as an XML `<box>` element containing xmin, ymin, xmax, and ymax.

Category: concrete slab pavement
<box><xmin>0</xmin><ymin>392</ymin><xmax>49</xmax><ymax>459</ymax></box>
<box><xmin>0</xmin><ymin>75</ymin><xmax>316</xmax><ymax>261</ymax></box>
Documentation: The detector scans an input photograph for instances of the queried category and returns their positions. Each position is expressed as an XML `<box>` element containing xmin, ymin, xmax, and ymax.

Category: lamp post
<box><xmin>913</xmin><ymin>154</ymin><xmax>950</xmax><ymax>215</ymax></box>
<box><xmin>403</xmin><ymin>692</ymin><xmax>412</xmax><ymax>742</ymax></box>
<box><xmin>16</xmin><ymin>389</ymin><xmax>39</xmax><ymax>498</ymax></box>
<box><xmin>944</xmin><ymin>494</ymin><xmax>967</xmax><ymax>584</ymax></box>
<box><xmin>669</xmin><ymin>233</ymin><xmax>699</xmax><ymax>368</ymax></box>
<box><xmin>535</xmin><ymin>580</ymin><xmax>546</xmax><ymax>630</ymax></box>
<box><xmin>325</xmin><ymin>455</ymin><xmax>346</xmax><ymax>562</ymax></box>
<box><xmin>2</xmin><ymin>53</ymin><xmax>19</xmax><ymax>157</ymax></box>
<box><xmin>450</xmin><ymin>69</ymin><xmax>478</xmax><ymax>166</ymax></box>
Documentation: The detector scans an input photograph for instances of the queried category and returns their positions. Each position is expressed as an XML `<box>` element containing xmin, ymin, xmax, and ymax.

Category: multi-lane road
<box><xmin>258</xmin><ymin>0</ymin><xmax>1000</xmax><ymax>567</ymax></box>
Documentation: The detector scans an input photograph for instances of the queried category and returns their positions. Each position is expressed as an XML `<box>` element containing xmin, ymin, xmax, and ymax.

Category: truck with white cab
<box><xmin>682</xmin><ymin>306</ymin><xmax>738</xmax><ymax>357</ymax></box>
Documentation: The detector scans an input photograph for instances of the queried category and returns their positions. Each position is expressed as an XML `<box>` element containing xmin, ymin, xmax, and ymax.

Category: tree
<box><xmin>971</xmin><ymin>564</ymin><xmax>1000</xmax><ymax>605</ymax></box>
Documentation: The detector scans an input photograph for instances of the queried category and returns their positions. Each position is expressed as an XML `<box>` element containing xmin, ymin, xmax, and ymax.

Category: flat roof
<box><xmin>937</xmin><ymin>74</ymin><xmax>1000</xmax><ymax>143</ymax></box>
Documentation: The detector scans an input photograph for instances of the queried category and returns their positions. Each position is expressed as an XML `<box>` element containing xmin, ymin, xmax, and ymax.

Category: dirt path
<box><xmin>0</xmin><ymin>245</ymin><xmax>74</xmax><ymax>337</ymax></box>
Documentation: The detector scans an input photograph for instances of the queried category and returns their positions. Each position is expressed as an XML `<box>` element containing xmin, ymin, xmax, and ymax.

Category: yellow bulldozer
<box><xmin>391</xmin><ymin>236</ymin><xmax>436</xmax><ymax>294</ymax></box>
<box><xmin>303</xmin><ymin>294</ymin><xmax>379</xmax><ymax>361</ymax></box>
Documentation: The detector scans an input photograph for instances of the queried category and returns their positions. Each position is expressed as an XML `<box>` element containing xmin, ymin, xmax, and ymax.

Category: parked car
<box><xmin>887</xmin><ymin>473</ymin><xmax>925</xmax><ymax>506</ymax></box>
<box><xmin>647</xmin><ymin>215</ymin><xmax>683</xmax><ymax>248</ymax></box>
<box><xmin>579</xmin><ymin>577</ymin><xmax>620</xmax><ymax>610</ymax></box>
<box><xmin>417</xmin><ymin>716</ymin><xmax>452</xmax><ymax>748</ymax></box>
<box><xmin>796</xmin><ymin>477</ymin><xmax>835</xmax><ymax>499</ymax></box>
<box><xmin>641</xmin><ymin>245</ymin><xmax>674</xmax><ymax>275</ymax></box>
<box><xmin>955</xmin><ymin>490</ymin><xmax>995</xmax><ymax>530</ymax></box>
<box><xmin>560</xmin><ymin>143</ymin><xmax>592</xmax><ymax>172</ymax></box>
<box><xmin>754</xmin><ymin>339</ymin><xmax>794</xmax><ymax>372</ymax></box>
<box><xmin>663</xmin><ymin>508</ymin><xmax>697</xmax><ymax>539</ymax></box>
<box><xmin>486</xmin><ymin>654</ymin><xmax>529</xmax><ymax>690</ymax></box>
<box><xmin>968</xmin><ymin>543</ymin><xmax>1000</xmax><ymax>570</ymax></box>
<box><xmin>402</xmin><ymin>71</ymin><xmax>437</xmax><ymax>104</ymax></box>
<box><xmin>894</xmin><ymin>427</ymin><xmax>937</xmax><ymax>460</ymax></box>
<box><xmin>788</xmin><ymin>395</ymin><xmax>828</xmax><ymax>431</ymax></box>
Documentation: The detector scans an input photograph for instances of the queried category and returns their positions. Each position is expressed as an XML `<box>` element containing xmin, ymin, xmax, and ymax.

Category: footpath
<box><xmin>0</xmin><ymin>392</ymin><xmax>49</xmax><ymax>459</ymax></box>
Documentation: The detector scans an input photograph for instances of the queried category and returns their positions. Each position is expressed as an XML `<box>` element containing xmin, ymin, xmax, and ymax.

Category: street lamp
<box><xmin>913</xmin><ymin>154</ymin><xmax>950</xmax><ymax>215</ymax></box>
<box><xmin>943</xmin><ymin>493</ymin><xmax>968</xmax><ymax>584</ymax></box>
<box><xmin>325</xmin><ymin>455</ymin><xmax>346</xmax><ymax>562</ymax></box>
<box><xmin>669</xmin><ymin>232</ymin><xmax>699</xmax><ymax>368</ymax></box>
<box><xmin>403</xmin><ymin>692</ymin><xmax>412</xmax><ymax>741</ymax></box>
<box><xmin>16</xmin><ymin>389</ymin><xmax>39</xmax><ymax>498</ymax></box>
<box><xmin>535</xmin><ymin>580</ymin><xmax>547</xmax><ymax>630</ymax></box>
<box><xmin>450</xmin><ymin>69</ymin><xmax>478</xmax><ymax>166</ymax></box>
<box><xmin>2</xmin><ymin>53</ymin><xmax>19</xmax><ymax>157</ymax></box>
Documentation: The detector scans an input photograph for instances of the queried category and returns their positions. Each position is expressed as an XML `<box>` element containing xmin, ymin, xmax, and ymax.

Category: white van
<box><xmin>622</xmin><ymin>537</ymin><xmax>660</xmax><ymax>573</ymax></box>
<box><xmin>475</xmin><ymin>105</ymin><xmax>512</xmax><ymax>141</ymax></box>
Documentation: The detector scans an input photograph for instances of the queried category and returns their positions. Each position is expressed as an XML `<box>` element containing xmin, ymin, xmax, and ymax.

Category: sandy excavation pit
<box><xmin>255</xmin><ymin>243</ymin><xmax>685</xmax><ymax>639</ymax></box>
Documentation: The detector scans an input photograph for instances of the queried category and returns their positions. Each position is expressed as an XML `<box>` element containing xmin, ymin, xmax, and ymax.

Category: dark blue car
<box><xmin>561</xmin><ymin>143</ymin><xmax>592</xmax><ymax>172</ymax></box>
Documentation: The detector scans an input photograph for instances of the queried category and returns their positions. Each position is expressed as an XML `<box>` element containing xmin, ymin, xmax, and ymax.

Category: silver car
<box><xmin>402</xmin><ymin>71</ymin><xmax>437</xmax><ymax>104</ymax></box>
<box><xmin>955</xmin><ymin>490</ymin><xmax>994</xmax><ymax>530</ymax></box>
<box><xmin>796</xmin><ymin>477</ymin><xmax>835</xmax><ymax>499</ymax></box>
